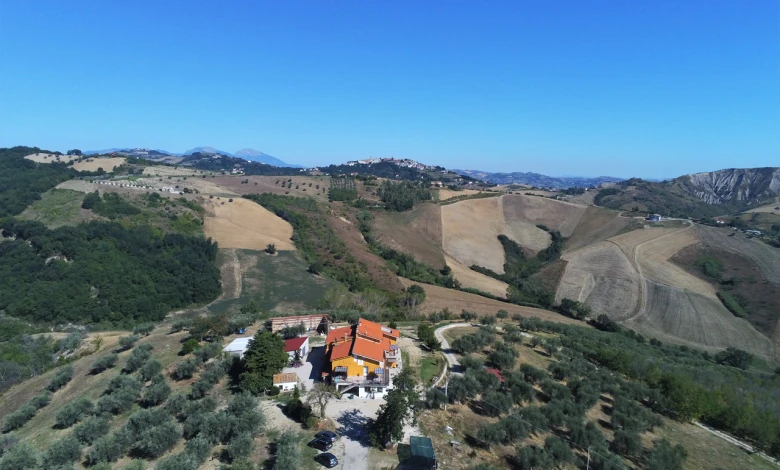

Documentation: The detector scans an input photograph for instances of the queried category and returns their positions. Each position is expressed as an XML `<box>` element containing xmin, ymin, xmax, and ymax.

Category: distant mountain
<box><xmin>595</xmin><ymin>167</ymin><xmax>780</xmax><ymax>218</ymax></box>
<box><xmin>233</xmin><ymin>148</ymin><xmax>300</xmax><ymax>168</ymax></box>
<box><xmin>454</xmin><ymin>169</ymin><xmax>622</xmax><ymax>189</ymax></box>
<box><xmin>183</xmin><ymin>147</ymin><xmax>233</xmax><ymax>156</ymax></box>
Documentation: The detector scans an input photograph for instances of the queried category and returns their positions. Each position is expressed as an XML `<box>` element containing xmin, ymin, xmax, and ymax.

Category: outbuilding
<box><xmin>273</xmin><ymin>373</ymin><xmax>298</xmax><ymax>392</ymax></box>
<box><xmin>222</xmin><ymin>337</ymin><xmax>252</xmax><ymax>359</ymax></box>
<box><xmin>283</xmin><ymin>337</ymin><xmax>309</xmax><ymax>359</ymax></box>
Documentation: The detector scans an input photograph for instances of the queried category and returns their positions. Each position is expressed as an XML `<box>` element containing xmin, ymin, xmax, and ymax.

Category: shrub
<box><xmin>54</xmin><ymin>398</ymin><xmax>93</xmax><ymax>428</ymax></box>
<box><xmin>73</xmin><ymin>416</ymin><xmax>111</xmax><ymax>445</ymax></box>
<box><xmin>2</xmin><ymin>406</ymin><xmax>37</xmax><ymax>433</ymax></box>
<box><xmin>0</xmin><ymin>443</ymin><xmax>38</xmax><ymax>470</ymax></box>
<box><xmin>273</xmin><ymin>431</ymin><xmax>300</xmax><ymax>470</ymax></box>
<box><xmin>28</xmin><ymin>391</ymin><xmax>52</xmax><ymax>409</ymax></box>
<box><xmin>174</xmin><ymin>358</ymin><xmax>199</xmax><ymax>380</ymax></box>
<box><xmin>118</xmin><ymin>335</ymin><xmax>140</xmax><ymax>351</ymax></box>
<box><xmin>459</xmin><ymin>355</ymin><xmax>484</xmax><ymax>371</ymax></box>
<box><xmin>481</xmin><ymin>391</ymin><xmax>514</xmax><ymax>417</ymax></box>
<box><xmin>132</xmin><ymin>421</ymin><xmax>181</xmax><ymax>458</ymax></box>
<box><xmin>139</xmin><ymin>360</ymin><xmax>163</xmax><ymax>382</ymax></box>
<box><xmin>86</xmin><ymin>434</ymin><xmax>125</xmax><ymax>465</ymax></box>
<box><xmin>45</xmin><ymin>365</ymin><xmax>74</xmax><ymax>392</ymax></box>
<box><xmin>610</xmin><ymin>429</ymin><xmax>642</xmax><ymax>457</ymax></box>
<box><xmin>154</xmin><ymin>452</ymin><xmax>199</xmax><ymax>470</ymax></box>
<box><xmin>41</xmin><ymin>436</ymin><xmax>81</xmax><ymax>468</ymax></box>
<box><xmin>133</xmin><ymin>323</ymin><xmax>155</xmax><ymax>336</ymax></box>
<box><xmin>180</xmin><ymin>338</ymin><xmax>200</xmax><ymax>355</ymax></box>
<box><xmin>169</xmin><ymin>320</ymin><xmax>191</xmax><ymax>333</ymax></box>
<box><xmin>91</xmin><ymin>353</ymin><xmax>118</xmax><ymax>373</ymax></box>
<box><xmin>193</xmin><ymin>341</ymin><xmax>223</xmax><ymax>363</ymax></box>
<box><xmin>141</xmin><ymin>380</ymin><xmax>172</xmax><ymax>407</ymax></box>
<box><xmin>227</xmin><ymin>432</ymin><xmax>254</xmax><ymax>461</ymax></box>
<box><xmin>123</xmin><ymin>346</ymin><xmax>152</xmax><ymax>373</ymax></box>
<box><xmin>185</xmin><ymin>436</ymin><xmax>212</xmax><ymax>465</ymax></box>
<box><xmin>164</xmin><ymin>394</ymin><xmax>189</xmax><ymax>418</ymax></box>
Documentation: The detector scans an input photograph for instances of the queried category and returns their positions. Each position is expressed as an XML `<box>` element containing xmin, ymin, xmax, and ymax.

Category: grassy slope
<box><xmin>18</xmin><ymin>188</ymin><xmax>99</xmax><ymax>228</ymax></box>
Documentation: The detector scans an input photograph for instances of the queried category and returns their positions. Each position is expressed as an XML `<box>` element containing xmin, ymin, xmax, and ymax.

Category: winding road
<box><xmin>434</xmin><ymin>322</ymin><xmax>470</xmax><ymax>376</ymax></box>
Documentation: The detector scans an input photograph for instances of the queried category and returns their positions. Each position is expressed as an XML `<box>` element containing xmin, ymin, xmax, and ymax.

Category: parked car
<box><xmin>315</xmin><ymin>452</ymin><xmax>339</xmax><ymax>468</ymax></box>
<box><xmin>310</xmin><ymin>438</ymin><xmax>333</xmax><ymax>451</ymax></box>
<box><xmin>315</xmin><ymin>430</ymin><xmax>338</xmax><ymax>444</ymax></box>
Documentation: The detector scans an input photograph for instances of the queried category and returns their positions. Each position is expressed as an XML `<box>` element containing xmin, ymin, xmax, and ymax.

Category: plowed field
<box><xmin>373</xmin><ymin>203</ymin><xmax>445</xmax><ymax>268</ymax></box>
<box><xmin>203</xmin><ymin>198</ymin><xmax>294</xmax><ymax>251</ymax></box>
<box><xmin>501</xmin><ymin>195</ymin><xmax>586</xmax><ymax>237</ymax></box>
<box><xmin>441</xmin><ymin>196</ymin><xmax>550</xmax><ymax>273</ymax></box>
<box><xmin>445</xmin><ymin>255</ymin><xmax>509</xmax><ymax>298</ymax></box>
<box><xmin>565</xmin><ymin>206</ymin><xmax>633</xmax><ymax>252</ymax></box>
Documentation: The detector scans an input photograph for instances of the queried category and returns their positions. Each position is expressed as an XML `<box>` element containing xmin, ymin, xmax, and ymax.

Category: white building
<box><xmin>223</xmin><ymin>337</ymin><xmax>252</xmax><ymax>359</ymax></box>
<box><xmin>273</xmin><ymin>373</ymin><xmax>298</xmax><ymax>392</ymax></box>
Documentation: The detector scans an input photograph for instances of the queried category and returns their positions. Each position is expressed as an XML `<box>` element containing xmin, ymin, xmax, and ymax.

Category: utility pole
<box><xmin>586</xmin><ymin>446</ymin><xmax>590</xmax><ymax>470</ymax></box>
<box><xmin>444</xmin><ymin>371</ymin><xmax>449</xmax><ymax>411</ymax></box>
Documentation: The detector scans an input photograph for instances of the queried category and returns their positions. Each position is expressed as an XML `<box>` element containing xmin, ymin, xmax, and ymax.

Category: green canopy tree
<box><xmin>240</xmin><ymin>331</ymin><xmax>289</xmax><ymax>394</ymax></box>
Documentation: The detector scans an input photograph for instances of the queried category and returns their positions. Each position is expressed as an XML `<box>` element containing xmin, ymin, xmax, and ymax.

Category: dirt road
<box><xmin>434</xmin><ymin>323</ymin><xmax>470</xmax><ymax>374</ymax></box>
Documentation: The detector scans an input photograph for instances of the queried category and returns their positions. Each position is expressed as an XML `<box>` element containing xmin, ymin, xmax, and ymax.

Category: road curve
<box><xmin>434</xmin><ymin>322</ymin><xmax>471</xmax><ymax>374</ymax></box>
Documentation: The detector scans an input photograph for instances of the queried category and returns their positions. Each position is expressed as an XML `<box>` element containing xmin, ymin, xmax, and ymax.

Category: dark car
<box><xmin>315</xmin><ymin>452</ymin><xmax>339</xmax><ymax>468</ymax></box>
<box><xmin>310</xmin><ymin>438</ymin><xmax>333</xmax><ymax>451</ymax></box>
<box><xmin>315</xmin><ymin>430</ymin><xmax>339</xmax><ymax>444</ymax></box>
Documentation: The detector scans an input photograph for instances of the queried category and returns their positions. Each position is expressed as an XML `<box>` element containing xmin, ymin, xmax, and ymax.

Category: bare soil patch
<box><xmin>673</xmin><ymin>244</ymin><xmax>780</xmax><ymax>343</ymax></box>
<box><xmin>372</xmin><ymin>203</ymin><xmax>445</xmax><ymax>268</ymax></box>
<box><xmin>399</xmin><ymin>277</ymin><xmax>585</xmax><ymax>326</ymax></box>
<box><xmin>72</xmin><ymin>157</ymin><xmax>127</xmax><ymax>172</ymax></box>
<box><xmin>24</xmin><ymin>152</ymin><xmax>80</xmax><ymax>164</ymax></box>
<box><xmin>635</xmin><ymin>227</ymin><xmax>715</xmax><ymax>296</ymax></box>
<box><xmin>445</xmin><ymin>254</ymin><xmax>510</xmax><ymax>298</ymax></box>
<box><xmin>437</xmin><ymin>189</ymin><xmax>482</xmax><ymax>201</ymax></box>
<box><xmin>624</xmin><ymin>280</ymin><xmax>776</xmax><ymax>363</ymax></box>
<box><xmin>441</xmin><ymin>196</ymin><xmax>550</xmax><ymax>274</ymax></box>
<box><xmin>203</xmin><ymin>197</ymin><xmax>294</xmax><ymax>251</ymax></box>
<box><xmin>211</xmin><ymin>175</ymin><xmax>331</xmax><ymax>202</ymax></box>
<box><xmin>556</xmin><ymin>242</ymin><xmax>641</xmax><ymax>321</ymax></box>
<box><xmin>565</xmin><ymin>206</ymin><xmax>633</xmax><ymax>253</ymax></box>
<box><xmin>501</xmin><ymin>194</ymin><xmax>587</xmax><ymax>237</ymax></box>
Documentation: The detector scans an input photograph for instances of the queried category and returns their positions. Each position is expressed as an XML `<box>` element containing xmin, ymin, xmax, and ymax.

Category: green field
<box><xmin>419</xmin><ymin>354</ymin><xmax>444</xmax><ymax>385</ymax></box>
<box><xmin>18</xmin><ymin>188</ymin><xmax>91</xmax><ymax>227</ymax></box>
<box><xmin>208</xmin><ymin>250</ymin><xmax>340</xmax><ymax>315</ymax></box>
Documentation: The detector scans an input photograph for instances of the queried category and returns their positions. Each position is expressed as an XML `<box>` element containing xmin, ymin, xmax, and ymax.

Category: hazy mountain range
<box><xmin>85</xmin><ymin>146</ymin><xmax>300</xmax><ymax>167</ymax></box>
<box><xmin>454</xmin><ymin>169</ymin><xmax>624</xmax><ymax>189</ymax></box>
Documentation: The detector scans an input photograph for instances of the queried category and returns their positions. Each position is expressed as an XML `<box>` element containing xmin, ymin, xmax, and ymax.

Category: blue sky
<box><xmin>1</xmin><ymin>1</ymin><xmax>777</xmax><ymax>178</ymax></box>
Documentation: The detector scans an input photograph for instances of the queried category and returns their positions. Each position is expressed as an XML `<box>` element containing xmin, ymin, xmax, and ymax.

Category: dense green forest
<box><xmin>471</xmin><ymin>232</ymin><xmax>561</xmax><ymax>307</ymax></box>
<box><xmin>0</xmin><ymin>147</ymin><xmax>78</xmax><ymax>217</ymax></box>
<box><xmin>0</xmin><ymin>218</ymin><xmax>221</xmax><ymax>325</ymax></box>
<box><xmin>378</xmin><ymin>180</ymin><xmax>433</xmax><ymax>211</ymax></box>
<box><xmin>181</xmin><ymin>153</ymin><xmax>302</xmax><ymax>176</ymax></box>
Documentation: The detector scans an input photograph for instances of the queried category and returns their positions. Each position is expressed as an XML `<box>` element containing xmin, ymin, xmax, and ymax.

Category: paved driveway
<box><xmin>434</xmin><ymin>322</ymin><xmax>471</xmax><ymax>374</ymax></box>
<box><xmin>283</xmin><ymin>345</ymin><xmax>326</xmax><ymax>390</ymax></box>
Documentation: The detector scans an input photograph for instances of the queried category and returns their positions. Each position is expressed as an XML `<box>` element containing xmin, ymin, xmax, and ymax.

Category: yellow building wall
<box><xmin>330</xmin><ymin>355</ymin><xmax>381</xmax><ymax>377</ymax></box>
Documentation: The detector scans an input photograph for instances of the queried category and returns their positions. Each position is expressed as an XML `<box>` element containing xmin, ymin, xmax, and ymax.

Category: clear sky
<box><xmin>1</xmin><ymin>1</ymin><xmax>778</xmax><ymax>178</ymax></box>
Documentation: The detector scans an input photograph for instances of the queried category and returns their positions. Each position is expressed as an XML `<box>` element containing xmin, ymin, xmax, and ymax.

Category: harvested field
<box><xmin>24</xmin><ymin>152</ymin><xmax>80</xmax><ymax>164</ymax></box>
<box><xmin>203</xmin><ymin>197</ymin><xmax>294</xmax><ymax>251</ymax></box>
<box><xmin>635</xmin><ymin>227</ymin><xmax>715</xmax><ymax>296</ymax></box>
<box><xmin>695</xmin><ymin>225</ymin><xmax>780</xmax><ymax>283</ymax></box>
<box><xmin>398</xmin><ymin>277</ymin><xmax>585</xmax><ymax>326</ymax></box>
<box><xmin>136</xmin><ymin>176</ymin><xmax>234</xmax><ymax>196</ymax></box>
<box><xmin>209</xmin><ymin>175</ymin><xmax>331</xmax><ymax>202</ymax></box>
<box><xmin>445</xmin><ymin>254</ymin><xmax>509</xmax><ymax>298</ymax></box>
<box><xmin>441</xmin><ymin>196</ymin><xmax>550</xmax><ymax>273</ymax></box>
<box><xmin>625</xmin><ymin>280</ymin><xmax>776</xmax><ymax>363</ymax></box>
<box><xmin>566</xmin><ymin>190</ymin><xmax>597</xmax><ymax>205</ymax></box>
<box><xmin>565</xmin><ymin>206</ymin><xmax>633</xmax><ymax>252</ymax></box>
<box><xmin>437</xmin><ymin>188</ymin><xmax>482</xmax><ymax>201</ymax></box>
<box><xmin>372</xmin><ymin>203</ymin><xmax>445</xmax><ymax>268</ymax></box>
<box><xmin>18</xmin><ymin>188</ymin><xmax>99</xmax><ymax>228</ymax></box>
<box><xmin>746</xmin><ymin>197</ymin><xmax>780</xmax><ymax>213</ymax></box>
<box><xmin>72</xmin><ymin>157</ymin><xmax>126</xmax><ymax>172</ymax></box>
<box><xmin>501</xmin><ymin>194</ymin><xmax>587</xmax><ymax>237</ymax></box>
<box><xmin>556</xmin><ymin>242</ymin><xmax>641</xmax><ymax>321</ymax></box>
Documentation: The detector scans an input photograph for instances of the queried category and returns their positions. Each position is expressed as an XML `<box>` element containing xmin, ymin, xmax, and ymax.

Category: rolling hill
<box><xmin>454</xmin><ymin>169</ymin><xmax>622</xmax><ymax>188</ymax></box>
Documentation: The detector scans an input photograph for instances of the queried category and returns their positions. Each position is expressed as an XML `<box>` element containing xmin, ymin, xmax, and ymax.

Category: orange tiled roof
<box><xmin>356</xmin><ymin>318</ymin><xmax>399</xmax><ymax>340</ymax></box>
<box><xmin>352</xmin><ymin>336</ymin><xmax>390</xmax><ymax>363</ymax></box>
<box><xmin>325</xmin><ymin>326</ymin><xmax>354</xmax><ymax>345</ymax></box>
<box><xmin>330</xmin><ymin>341</ymin><xmax>353</xmax><ymax>360</ymax></box>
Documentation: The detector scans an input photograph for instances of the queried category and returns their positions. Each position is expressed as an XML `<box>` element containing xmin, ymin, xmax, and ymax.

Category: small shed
<box><xmin>273</xmin><ymin>373</ymin><xmax>298</xmax><ymax>392</ymax></box>
<box><xmin>407</xmin><ymin>436</ymin><xmax>437</xmax><ymax>469</ymax></box>
<box><xmin>283</xmin><ymin>337</ymin><xmax>309</xmax><ymax>359</ymax></box>
<box><xmin>222</xmin><ymin>337</ymin><xmax>252</xmax><ymax>359</ymax></box>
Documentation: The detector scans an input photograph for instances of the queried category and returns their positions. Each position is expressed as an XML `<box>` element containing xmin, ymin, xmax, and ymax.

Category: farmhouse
<box><xmin>273</xmin><ymin>373</ymin><xmax>298</xmax><ymax>392</ymax></box>
<box><xmin>269</xmin><ymin>314</ymin><xmax>328</xmax><ymax>333</ymax></box>
<box><xmin>222</xmin><ymin>337</ymin><xmax>252</xmax><ymax>359</ymax></box>
<box><xmin>283</xmin><ymin>336</ymin><xmax>309</xmax><ymax>360</ymax></box>
<box><xmin>322</xmin><ymin>318</ymin><xmax>400</xmax><ymax>398</ymax></box>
